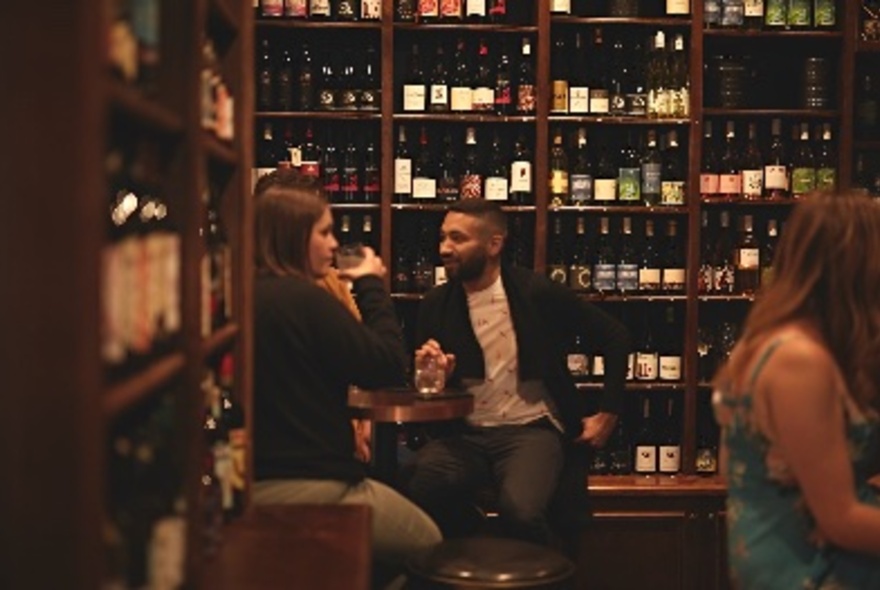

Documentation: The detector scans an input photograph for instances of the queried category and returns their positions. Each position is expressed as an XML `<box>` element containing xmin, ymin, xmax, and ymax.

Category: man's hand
<box><xmin>576</xmin><ymin>412</ymin><xmax>618</xmax><ymax>448</ymax></box>
<box><xmin>352</xmin><ymin>419</ymin><xmax>372</xmax><ymax>463</ymax></box>
<box><xmin>415</xmin><ymin>339</ymin><xmax>456</xmax><ymax>377</ymax></box>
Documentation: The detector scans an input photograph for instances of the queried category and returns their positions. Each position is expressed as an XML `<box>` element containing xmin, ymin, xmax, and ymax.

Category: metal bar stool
<box><xmin>407</xmin><ymin>537</ymin><xmax>576</xmax><ymax>590</ymax></box>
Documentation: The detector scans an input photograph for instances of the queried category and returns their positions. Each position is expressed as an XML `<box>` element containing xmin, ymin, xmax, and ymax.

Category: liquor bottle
<box><xmin>593</xmin><ymin>146</ymin><xmax>618</xmax><ymax>205</ymax></box>
<box><xmin>617</xmin><ymin>217</ymin><xmax>640</xmax><ymax>294</ymax></box>
<box><xmin>428</xmin><ymin>44</ymin><xmax>450</xmax><ymax>113</ymax></box>
<box><xmin>661</xmin><ymin>220</ymin><xmax>686</xmax><ymax>293</ymax></box>
<box><xmin>402</xmin><ymin>43</ymin><xmax>426</xmax><ymax>112</ymax></box>
<box><xmin>337</xmin><ymin>0</ymin><xmax>358</xmax><ymax>19</ymax></box>
<box><xmin>437</xmin><ymin>132</ymin><xmax>460</xmax><ymax>202</ymax></box>
<box><xmin>698</xmin><ymin>210</ymin><xmax>714</xmax><ymax>294</ymax></box>
<box><xmin>740</xmin><ymin>122</ymin><xmax>763</xmax><ymax>200</ymax></box>
<box><xmin>460</xmin><ymin>127</ymin><xmax>483</xmax><ymax>199</ymax></box>
<box><xmin>658</xmin><ymin>307</ymin><xmax>682</xmax><ymax>381</ymax></box>
<box><xmin>494</xmin><ymin>43</ymin><xmax>513</xmax><ymax>115</ymax></box>
<box><xmin>450</xmin><ymin>38</ymin><xmax>473</xmax><ymax>112</ymax></box>
<box><xmin>639</xmin><ymin>219</ymin><xmax>662</xmax><ymax>293</ymax></box>
<box><xmin>362</xmin><ymin>140</ymin><xmax>380</xmax><ymax>203</ymax></box>
<box><xmin>633</xmin><ymin>395</ymin><xmax>657</xmax><ymax>476</ymax></box>
<box><xmin>787</xmin><ymin>0</ymin><xmax>811</xmax><ymax>28</ymax></box>
<box><xmin>814</xmin><ymin>123</ymin><xmax>836</xmax><ymax>191</ymax></box>
<box><xmin>760</xmin><ymin>218</ymin><xmax>778</xmax><ymax>287</ymax></box>
<box><xmin>397</xmin><ymin>0</ymin><xmax>416</xmax><ymax>21</ymax></box>
<box><xmin>744</xmin><ymin>0</ymin><xmax>765</xmax><ymax>28</ymax></box>
<box><xmin>593</xmin><ymin>217</ymin><xmax>617</xmax><ymax>293</ymax></box>
<box><xmin>713</xmin><ymin>210</ymin><xmax>735</xmax><ymax>293</ymax></box>
<box><xmin>472</xmin><ymin>39</ymin><xmax>495</xmax><ymax>112</ymax></box>
<box><xmin>764</xmin><ymin>0</ymin><xmax>787</xmax><ymax>27</ymax></box>
<box><xmin>299</xmin><ymin>123</ymin><xmax>320</xmax><ymax>178</ymax></box>
<box><xmin>589</xmin><ymin>28</ymin><xmax>610</xmax><ymax>114</ymax></box>
<box><xmin>413</xmin><ymin>127</ymin><xmax>437</xmax><ymax>200</ymax></box>
<box><xmin>484</xmin><ymin>132</ymin><xmax>509</xmax><ymax>201</ymax></box>
<box><xmin>321</xmin><ymin>131</ymin><xmax>340</xmax><ymax>202</ymax></box>
<box><xmin>297</xmin><ymin>42</ymin><xmax>315</xmax><ymax>111</ymax></box>
<box><xmin>275</xmin><ymin>46</ymin><xmax>294</xmax><ymax>111</ymax></box>
<box><xmin>550</xmin><ymin>36</ymin><xmax>569</xmax><ymax>114</ymax></box>
<box><xmin>358</xmin><ymin>46</ymin><xmax>379</xmax><ymax>111</ymax></box>
<box><xmin>440</xmin><ymin>0</ymin><xmax>463</xmax><ymax>20</ymax></box>
<box><xmin>635</xmin><ymin>310</ymin><xmax>659</xmax><ymax>381</ymax></box>
<box><xmin>548</xmin><ymin>129</ymin><xmax>569</xmax><ymax>207</ymax></box>
<box><xmin>763</xmin><ymin>118</ymin><xmax>789</xmax><ymax>199</ymax></box>
<box><xmin>516</xmin><ymin>37</ymin><xmax>536</xmax><ymax>114</ymax></box>
<box><xmin>567</xmin><ymin>333</ymin><xmax>590</xmax><ymax>379</ymax></box>
<box><xmin>570</xmin><ymin>128</ymin><xmax>593</xmax><ymax>205</ymax></box>
<box><xmin>547</xmin><ymin>217</ymin><xmax>568</xmax><ymax>284</ymax></box>
<box><xmin>719</xmin><ymin>121</ymin><xmax>742</xmax><ymax>199</ymax></box>
<box><xmin>569</xmin><ymin>217</ymin><xmax>592</xmax><ymax>291</ymax></box>
<box><xmin>394</xmin><ymin>126</ymin><xmax>412</xmax><ymax>202</ymax></box>
<box><xmin>617</xmin><ymin>132</ymin><xmax>642</xmax><ymax>205</ymax></box>
<box><xmin>317</xmin><ymin>51</ymin><xmax>337</xmax><ymax>111</ymax></box>
<box><xmin>509</xmin><ymin>134</ymin><xmax>532</xmax><ymax>205</ymax></box>
<box><xmin>790</xmin><ymin>122</ymin><xmax>816</xmax><ymax>198</ymax></box>
<box><xmin>641</xmin><ymin>129</ymin><xmax>662</xmax><ymax>206</ymax></box>
<box><xmin>568</xmin><ymin>32</ymin><xmax>589</xmax><ymax>114</ymax></box>
<box><xmin>658</xmin><ymin>395</ymin><xmax>681</xmax><ymax>475</ymax></box>
<box><xmin>340</xmin><ymin>138</ymin><xmax>360</xmax><ymax>203</ymax></box>
<box><xmin>310</xmin><ymin>0</ymin><xmax>332</xmax><ymax>18</ymax></box>
<box><xmin>734</xmin><ymin>214</ymin><xmax>760</xmax><ymax>294</ymax></box>
<box><xmin>661</xmin><ymin>130</ymin><xmax>686</xmax><ymax>206</ymax></box>
<box><xmin>700</xmin><ymin>121</ymin><xmax>721</xmax><ymax>201</ymax></box>
<box><xmin>256</xmin><ymin>38</ymin><xmax>273</xmax><ymax>111</ymax></box>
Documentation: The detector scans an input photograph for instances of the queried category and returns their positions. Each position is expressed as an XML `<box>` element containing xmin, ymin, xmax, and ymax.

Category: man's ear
<box><xmin>488</xmin><ymin>233</ymin><xmax>505</xmax><ymax>256</ymax></box>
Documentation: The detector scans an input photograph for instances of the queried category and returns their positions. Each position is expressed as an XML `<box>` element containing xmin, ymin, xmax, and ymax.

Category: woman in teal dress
<box><xmin>713</xmin><ymin>192</ymin><xmax>880</xmax><ymax>589</ymax></box>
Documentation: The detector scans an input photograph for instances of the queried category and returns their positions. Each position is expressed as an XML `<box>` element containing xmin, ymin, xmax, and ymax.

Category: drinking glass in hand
<box><xmin>335</xmin><ymin>242</ymin><xmax>365</xmax><ymax>271</ymax></box>
<box><xmin>414</xmin><ymin>355</ymin><xmax>445</xmax><ymax>395</ymax></box>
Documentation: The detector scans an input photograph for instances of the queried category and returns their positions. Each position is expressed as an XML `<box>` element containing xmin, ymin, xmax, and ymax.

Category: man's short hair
<box><xmin>448</xmin><ymin>199</ymin><xmax>508</xmax><ymax>237</ymax></box>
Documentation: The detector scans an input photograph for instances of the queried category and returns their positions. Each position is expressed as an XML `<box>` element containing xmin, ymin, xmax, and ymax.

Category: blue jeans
<box><xmin>401</xmin><ymin>419</ymin><xmax>565</xmax><ymax>545</ymax></box>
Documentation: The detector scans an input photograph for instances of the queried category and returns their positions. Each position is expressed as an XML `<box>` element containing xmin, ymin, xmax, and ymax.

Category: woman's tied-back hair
<box><xmin>716</xmin><ymin>191</ymin><xmax>880</xmax><ymax>413</ymax></box>
<box><xmin>254</xmin><ymin>171</ymin><xmax>328</xmax><ymax>277</ymax></box>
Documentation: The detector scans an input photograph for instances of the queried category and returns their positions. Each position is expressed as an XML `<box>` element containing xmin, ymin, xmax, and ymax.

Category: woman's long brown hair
<box><xmin>714</xmin><ymin>192</ymin><xmax>880</xmax><ymax>413</ymax></box>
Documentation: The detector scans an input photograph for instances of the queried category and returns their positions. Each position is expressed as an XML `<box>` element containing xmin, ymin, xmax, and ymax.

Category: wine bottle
<box><xmin>570</xmin><ymin>127</ymin><xmax>593</xmax><ymax>205</ymax></box>
<box><xmin>548</xmin><ymin>128</ymin><xmax>569</xmax><ymax>207</ymax></box>
<box><xmin>394</xmin><ymin>126</ymin><xmax>412</xmax><ymax>203</ymax></box>
<box><xmin>814</xmin><ymin>123</ymin><xmax>836</xmax><ymax>191</ymax></box>
<box><xmin>551</xmin><ymin>35</ymin><xmax>569</xmax><ymax>114</ymax></box>
<box><xmin>516</xmin><ymin>37</ymin><xmax>536</xmax><ymax>114</ymax></box>
<box><xmin>494</xmin><ymin>43</ymin><xmax>512</xmax><ymax>115</ymax></box>
<box><xmin>635</xmin><ymin>310</ymin><xmax>659</xmax><ymax>382</ymax></box>
<box><xmin>437</xmin><ymin>132</ymin><xmax>460</xmax><ymax>202</ymax></box>
<box><xmin>321</xmin><ymin>131</ymin><xmax>340</xmax><ymax>202</ymax></box>
<box><xmin>763</xmin><ymin>118</ymin><xmax>789</xmax><ymax>199</ymax></box>
<box><xmin>317</xmin><ymin>50</ymin><xmax>337</xmax><ymax>111</ymax></box>
<box><xmin>661</xmin><ymin>130</ymin><xmax>686</xmax><ymax>206</ymax></box>
<box><xmin>472</xmin><ymin>38</ymin><xmax>495</xmax><ymax>112</ymax></box>
<box><xmin>358</xmin><ymin>46</ymin><xmax>379</xmax><ymax>111</ymax></box>
<box><xmin>641</xmin><ymin>129</ymin><xmax>662</xmax><ymax>206</ymax></box>
<box><xmin>509</xmin><ymin>134</ymin><xmax>533</xmax><ymax>205</ymax></box>
<box><xmin>658</xmin><ymin>307</ymin><xmax>682</xmax><ymax>382</ymax></box>
<box><xmin>764</xmin><ymin>0</ymin><xmax>787</xmax><ymax>27</ymax></box>
<box><xmin>713</xmin><ymin>210</ymin><xmax>735</xmax><ymax>293</ymax></box>
<box><xmin>402</xmin><ymin>43</ymin><xmax>426</xmax><ymax>112</ymax></box>
<box><xmin>617</xmin><ymin>132</ymin><xmax>641</xmax><ymax>205</ymax></box>
<box><xmin>617</xmin><ymin>217</ymin><xmax>640</xmax><ymax>294</ymax></box>
<box><xmin>460</xmin><ymin>126</ymin><xmax>483</xmax><ymax>199</ymax></box>
<box><xmin>262</xmin><ymin>0</ymin><xmax>284</xmax><ymax>16</ymax></box>
<box><xmin>760</xmin><ymin>218</ymin><xmax>778</xmax><ymax>287</ymax></box>
<box><xmin>566</xmin><ymin>333</ymin><xmax>590</xmax><ymax>379</ymax></box>
<box><xmin>698</xmin><ymin>210</ymin><xmax>714</xmax><ymax>293</ymax></box>
<box><xmin>256</xmin><ymin>38</ymin><xmax>273</xmax><ymax>111</ymax></box>
<box><xmin>362</xmin><ymin>140</ymin><xmax>380</xmax><ymax>203</ymax></box>
<box><xmin>569</xmin><ymin>31</ymin><xmax>590</xmax><ymax>114</ymax></box>
<box><xmin>340</xmin><ymin>138</ymin><xmax>360</xmax><ymax>203</ymax></box>
<box><xmin>734</xmin><ymin>214</ymin><xmax>760</xmax><ymax>294</ymax></box>
<box><xmin>569</xmin><ymin>216</ymin><xmax>592</xmax><ymax>291</ymax></box>
<box><xmin>428</xmin><ymin>43</ymin><xmax>450</xmax><ymax>113</ymax></box>
<box><xmin>337</xmin><ymin>49</ymin><xmax>359</xmax><ymax>111</ymax></box>
<box><xmin>639</xmin><ymin>219</ymin><xmax>661</xmax><ymax>293</ymax></box>
<box><xmin>417</xmin><ymin>0</ymin><xmax>438</xmax><ymax>21</ymax></box>
<box><xmin>740</xmin><ymin>122</ymin><xmax>764</xmax><ymax>200</ymax></box>
<box><xmin>589</xmin><ymin>28</ymin><xmax>610</xmax><ymax>114</ymax></box>
<box><xmin>299</xmin><ymin>123</ymin><xmax>320</xmax><ymax>178</ymax></box>
<box><xmin>397</xmin><ymin>0</ymin><xmax>416</xmax><ymax>21</ymax></box>
<box><xmin>790</xmin><ymin>122</ymin><xmax>816</xmax><ymax>198</ymax></box>
<box><xmin>275</xmin><ymin>46</ymin><xmax>294</xmax><ymax>111</ymax></box>
<box><xmin>413</xmin><ymin>126</ymin><xmax>437</xmax><ymax>200</ymax></box>
<box><xmin>440</xmin><ymin>0</ymin><xmax>462</xmax><ymax>20</ymax></box>
<box><xmin>547</xmin><ymin>217</ymin><xmax>568</xmax><ymax>284</ymax></box>
<box><xmin>450</xmin><ymin>38</ymin><xmax>473</xmax><ymax>113</ymax></box>
<box><xmin>700</xmin><ymin>120</ymin><xmax>721</xmax><ymax>201</ymax></box>
<box><xmin>285</xmin><ymin>0</ymin><xmax>309</xmax><ymax>17</ymax></box>
<box><xmin>484</xmin><ymin>132</ymin><xmax>509</xmax><ymax>201</ymax></box>
<box><xmin>744</xmin><ymin>0</ymin><xmax>765</xmax><ymax>28</ymax></box>
<box><xmin>217</xmin><ymin>354</ymin><xmax>245</xmax><ymax>518</ymax></box>
<box><xmin>719</xmin><ymin>120</ymin><xmax>742</xmax><ymax>200</ymax></box>
<box><xmin>297</xmin><ymin>42</ymin><xmax>315</xmax><ymax>111</ymax></box>
<box><xmin>593</xmin><ymin>217</ymin><xmax>617</xmax><ymax>293</ymax></box>
<box><xmin>593</xmin><ymin>146</ymin><xmax>618</xmax><ymax>205</ymax></box>
<box><xmin>661</xmin><ymin>220</ymin><xmax>686</xmax><ymax>293</ymax></box>
<box><xmin>337</xmin><ymin>0</ymin><xmax>358</xmax><ymax>20</ymax></box>
<box><xmin>658</xmin><ymin>395</ymin><xmax>681</xmax><ymax>475</ymax></box>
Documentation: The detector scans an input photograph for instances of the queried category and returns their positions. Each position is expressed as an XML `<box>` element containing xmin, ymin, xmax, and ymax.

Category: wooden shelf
<box><xmin>857</xmin><ymin>40</ymin><xmax>880</xmax><ymax>52</ymax></box>
<box><xmin>549</xmin><ymin>205</ymin><xmax>688</xmax><ymax>214</ymax></box>
<box><xmin>698</xmin><ymin>294</ymin><xmax>757</xmax><ymax>302</ymax></box>
<box><xmin>703</xmin><ymin>28</ymin><xmax>842</xmax><ymax>39</ymax></box>
<box><xmin>700</xmin><ymin>197</ymin><xmax>797</xmax><ymax>206</ymax></box>
<box><xmin>255</xmin><ymin>110</ymin><xmax>381</xmax><ymax>120</ymax></box>
<box><xmin>551</xmin><ymin>16</ymin><xmax>692</xmax><ymax>27</ymax></box>
<box><xmin>588</xmin><ymin>475</ymin><xmax>726</xmax><ymax>497</ymax></box>
<box><xmin>329</xmin><ymin>203</ymin><xmax>382</xmax><ymax>210</ymax></box>
<box><xmin>393</xmin><ymin>113</ymin><xmax>537</xmax><ymax>123</ymax></box>
<box><xmin>202</xmin><ymin>323</ymin><xmax>240</xmax><ymax>359</ymax></box>
<box><xmin>106</xmin><ymin>77</ymin><xmax>184</xmax><ymax>135</ymax></box>
<box><xmin>255</xmin><ymin>18</ymin><xmax>381</xmax><ymax>29</ymax></box>
<box><xmin>703</xmin><ymin>108</ymin><xmax>839</xmax><ymax>118</ymax></box>
<box><xmin>203</xmin><ymin>133</ymin><xmax>238</xmax><ymax>166</ymax></box>
<box><xmin>548</xmin><ymin>115</ymin><xmax>691</xmax><ymax>125</ymax></box>
<box><xmin>576</xmin><ymin>381</ymin><xmax>687</xmax><ymax>391</ymax></box>
<box><xmin>578</xmin><ymin>293</ymin><xmax>689</xmax><ymax>302</ymax></box>
<box><xmin>394</xmin><ymin>22</ymin><xmax>538</xmax><ymax>32</ymax></box>
<box><xmin>855</xmin><ymin>140</ymin><xmax>880</xmax><ymax>151</ymax></box>
<box><xmin>392</xmin><ymin>203</ymin><xmax>536</xmax><ymax>212</ymax></box>
<box><xmin>103</xmin><ymin>353</ymin><xmax>187</xmax><ymax>418</ymax></box>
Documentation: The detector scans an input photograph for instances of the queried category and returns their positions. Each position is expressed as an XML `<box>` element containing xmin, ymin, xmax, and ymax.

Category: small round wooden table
<box><xmin>348</xmin><ymin>386</ymin><xmax>474</xmax><ymax>483</ymax></box>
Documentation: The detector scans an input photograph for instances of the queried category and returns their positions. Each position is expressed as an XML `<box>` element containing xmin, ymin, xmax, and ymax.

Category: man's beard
<box><xmin>445</xmin><ymin>250</ymin><xmax>488</xmax><ymax>282</ymax></box>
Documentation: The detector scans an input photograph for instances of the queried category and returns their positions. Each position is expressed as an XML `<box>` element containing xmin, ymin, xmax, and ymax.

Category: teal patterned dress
<box><xmin>714</xmin><ymin>338</ymin><xmax>880</xmax><ymax>589</ymax></box>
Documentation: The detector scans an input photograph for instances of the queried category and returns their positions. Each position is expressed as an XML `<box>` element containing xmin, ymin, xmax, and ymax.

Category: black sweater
<box><xmin>416</xmin><ymin>265</ymin><xmax>631</xmax><ymax>438</ymax></box>
<box><xmin>253</xmin><ymin>273</ymin><xmax>407</xmax><ymax>482</ymax></box>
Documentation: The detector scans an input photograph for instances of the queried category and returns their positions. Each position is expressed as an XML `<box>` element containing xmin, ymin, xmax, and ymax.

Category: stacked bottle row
<box><xmin>103</xmin><ymin>138</ymin><xmax>181</xmax><ymax>379</ymax></box>
<box><xmin>258</xmin><ymin>0</ymin><xmax>382</xmax><ymax>20</ymax></box>
<box><xmin>201</xmin><ymin>186</ymin><xmax>234</xmax><ymax>337</ymax></box>
<box><xmin>546</xmin><ymin>215</ymin><xmax>686</xmax><ymax>295</ymax></box>
<box><xmin>394</xmin><ymin>125</ymin><xmax>533</xmax><ymax>203</ymax></box>
<box><xmin>398</xmin><ymin>36</ymin><xmax>536</xmax><ymax>115</ymax></box>
<box><xmin>548</xmin><ymin>127</ymin><xmax>686</xmax><ymax>207</ymax></box>
<box><xmin>105</xmin><ymin>391</ymin><xmax>186</xmax><ymax>590</ymax></box>
<box><xmin>395</xmin><ymin>0</ymin><xmax>534</xmax><ymax>24</ymax></box>
<box><xmin>700</xmin><ymin>119</ymin><xmax>837</xmax><ymax>201</ymax></box>
<box><xmin>257</xmin><ymin>37</ymin><xmax>380</xmax><ymax>112</ymax></box>
<box><xmin>107</xmin><ymin>0</ymin><xmax>161</xmax><ymax>93</ymax></box>
<box><xmin>201</xmin><ymin>37</ymin><xmax>236</xmax><ymax>142</ymax></box>
<box><xmin>337</xmin><ymin>212</ymin><xmax>381</xmax><ymax>250</ymax></box>
<box><xmin>201</xmin><ymin>353</ymin><xmax>247</xmax><ymax>557</ymax></box>
<box><xmin>256</xmin><ymin>121</ymin><xmax>382</xmax><ymax>204</ymax></box>
<box><xmin>550</xmin><ymin>0</ymin><xmax>691</xmax><ymax>17</ymax></box>
<box><xmin>698</xmin><ymin>307</ymin><xmax>747</xmax><ymax>383</ymax></box>
<box><xmin>703</xmin><ymin>0</ymin><xmax>837</xmax><ymax>29</ymax></box>
<box><xmin>550</xmin><ymin>29</ymin><xmax>689</xmax><ymax>119</ymax></box>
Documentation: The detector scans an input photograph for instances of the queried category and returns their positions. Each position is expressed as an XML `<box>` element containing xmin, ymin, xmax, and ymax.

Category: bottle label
<box><xmin>419</xmin><ymin>0</ymin><xmax>439</xmax><ymax>17</ymax></box>
<box><xmin>639</xmin><ymin>268</ymin><xmax>661</xmax><ymax>291</ymax></box>
<box><xmin>510</xmin><ymin>161</ymin><xmax>532</xmax><ymax>193</ymax></box>
<box><xmin>698</xmin><ymin>263</ymin><xmax>714</xmax><ymax>293</ymax></box>
<box><xmin>570</xmin><ymin>174</ymin><xmax>593</xmax><ymax>204</ymax></box>
<box><xmin>394</xmin><ymin>159</ymin><xmax>412</xmax><ymax>195</ymax></box>
<box><xmin>570</xmin><ymin>265</ymin><xmax>592</xmax><ymax>290</ymax></box>
<box><xmin>814</xmin><ymin>0</ymin><xmax>835</xmax><ymax>26</ymax></box>
<box><xmin>517</xmin><ymin>85</ymin><xmax>536</xmax><ymax>113</ymax></box>
<box><xmin>764</xmin><ymin>0</ymin><xmax>786</xmax><ymax>25</ymax></box>
<box><xmin>284</xmin><ymin>0</ymin><xmax>308</xmax><ymax>17</ymax></box>
<box><xmin>659</xmin><ymin>355</ymin><xmax>682</xmax><ymax>380</ymax></box>
<box><xmin>593</xmin><ymin>264</ymin><xmax>617</xmax><ymax>292</ymax></box>
<box><xmin>485</xmin><ymin>177</ymin><xmax>509</xmax><ymax>201</ymax></box>
<box><xmin>635</xmin><ymin>352</ymin><xmax>659</xmax><ymax>380</ymax></box>
<box><xmin>700</xmin><ymin>173</ymin><xmax>720</xmax><ymax>196</ymax></box>
<box><xmin>550</xmin><ymin>0</ymin><xmax>571</xmax><ymax>13</ymax></box>
<box><xmin>472</xmin><ymin>87</ymin><xmax>495</xmax><ymax>111</ymax></box>
<box><xmin>362</xmin><ymin>0</ymin><xmax>382</xmax><ymax>18</ymax></box>
<box><xmin>642</xmin><ymin>163</ymin><xmax>662</xmax><ymax>196</ymax></box>
<box><xmin>460</xmin><ymin>174</ymin><xmax>483</xmax><ymax>199</ymax></box>
<box><xmin>721</xmin><ymin>2</ymin><xmax>744</xmax><ymax>26</ymax></box>
<box><xmin>300</xmin><ymin>161</ymin><xmax>320</xmax><ymax>177</ymax></box>
<box><xmin>719</xmin><ymin>173</ymin><xmax>742</xmax><ymax>196</ymax></box>
<box><xmin>450</xmin><ymin>87</ymin><xmax>473</xmax><ymax>111</ymax></box>
<box><xmin>787</xmin><ymin>0</ymin><xmax>810</xmax><ymax>26</ymax></box>
<box><xmin>713</xmin><ymin>264</ymin><xmax>734</xmax><ymax>293</ymax></box>
<box><xmin>764</xmin><ymin>165</ymin><xmax>788</xmax><ymax>190</ymax></box>
<box><xmin>403</xmin><ymin>85</ymin><xmax>426</xmax><ymax>112</ymax></box>
<box><xmin>661</xmin><ymin>181</ymin><xmax>685</xmax><ymax>205</ymax></box>
<box><xmin>466</xmin><ymin>0</ymin><xmax>486</xmax><ymax>16</ymax></box>
<box><xmin>704</xmin><ymin>0</ymin><xmax>720</xmax><ymax>24</ymax></box>
<box><xmin>551</xmin><ymin>81</ymin><xmax>569</xmax><ymax>113</ymax></box>
<box><xmin>412</xmin><ymin>177</ymin><xmax>437</xmax><ymax>199</ymax></box>
<box><xmin>635</xmin><ymin>445</ymin><xmax>657</xmax><ymax>473</ymax></box>
<box><xmin>592</xmin><ymin>355</ymin><xmax>605</xmax><ymax>377</ymax></box>
<box><xmin>430</xmin><ymin>85</ymin><xmax>449</xmax><ymax>108</ymax></box>
<box><xmin>618</xmin><ymin>168</ymin><xmax>641</xmax><ymax>202</ymax></box>
<box><xmin>594</xmin><ymin>178</ymin><xmax>617</xmax><ymax>202</ymax></box>
<box><xmin>658</xmin><ymin>445</ymin><xmax>681</xmax><ymax>473</ymax></box>
<box><xmin>816</xmin><ymin>168</ymin><xmax>836</xmax><ymax>191</ymax></box>
<box><xmin>589</xmin><ymin>90</ymin><xmax>610</xmax><ymax>114</ymax></box>
<box><xmin>567</xmin><ymin>353</ymin><xmax>589</xmax><ymax>376</ymax></box>
<box><xmin>288</xmin><ymin>146</ymin><xmax>302</xmax><ymax>168</ymax></box>
<box><xmin>736</xmin><ymin>247</ymin><xmax>759</xmax><ymax>270</ymax></box>
<box><xmin>617</xmin><ymin>264</ymin><xmax>640</xmax><ymax>292</ymax></box>
<box><xmin>310</xmin><ymin>0</ymin><xmax>331</xmax><ymax>15</ymax></box>
<box><xmin>662</xmin><ymin>268</ymin><xmax>686</xmax><ymax>291</ymax></box>
<box><xmin>489</xmin><ymin>0</ymin><xmax>506</xmax><ymax>16</ymax></box>
<box><xmin>441</xmin><ymin>0</ymin><xmax>462</xmax><ymax>18</ymax></box>
<box><xmin>495</xmin><ymin>84</ymin><xmax>511</xmax><ymax>107</ymax></box>
<box><xmin>743</xmin><ymin>0</ymin><xmax>763</xmax><ymax>17</ymax></box>
<box><xmin>626</xmin><ymin>354</ymin><xmax>635</xmax><ymax>380</ymax></box>
<box><xmin>549</xmin><ymin>170</ymin><xmax>569</xmax><ymax>196</ymax></box>
<box><xmin>548</xmin><ymin>265</ymin><xmax>568</xmax><ymax>285</ymax></box>
<box><xmin>666</xmin><ymin>0</ymin><xmax>689</xmax><ymax>15</ymax></box>
<box><xmin>696</xmin><ymin>447</ymin><xmax>718</xmax><ymax>473</ymax></box>
<box><xmin>262</xmin><ymin>0</ymin><xmax>284</xmax><ymax>16</ymax></box>
<box><xmin>569</xmin><ymin>87</ymin><xmax>590</xmax><ymax>113</ymax></box>
<box><xmin>741</xmin><ymin>169</ymin><xmax>763</xmax><ymax>198</ymax></box>
<box><xmin>791</xmin><ymin>168</ymin><xmax>816</xmax><ymax>195</ymax></box>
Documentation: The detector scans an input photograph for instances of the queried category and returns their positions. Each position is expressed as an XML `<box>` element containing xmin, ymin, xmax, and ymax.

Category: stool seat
<box><xmin>408</xmin><ymin>537</ymin><xmax>576</xmax><ymax>589</ymax></box>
